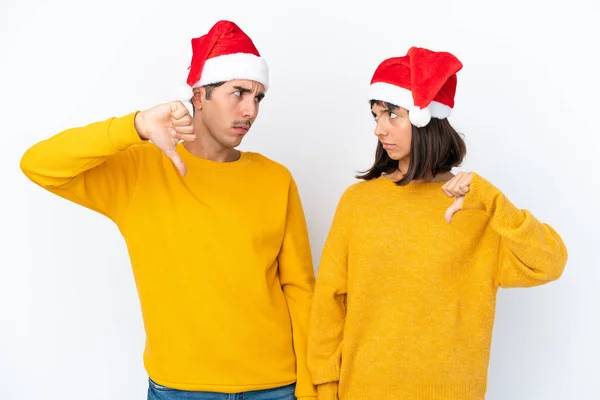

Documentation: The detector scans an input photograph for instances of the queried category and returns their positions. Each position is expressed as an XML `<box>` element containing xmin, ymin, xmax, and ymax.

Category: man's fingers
<box><xmin>171</xmin><ymin>133</ymin><xmax>196</xmax><ymax>142</ymax></box>
<box><xmin>169</xmin><ymin>105</ymin><xmax>194</xmax><ymax>142</ymax></box>
<box><xmin>164</xmin><ymin>148</ymin><xmax>187</xmax><ymax>176</ymax></box>
<box><xmin>172</xmin><ymin>114</ymin><xmax>193</xmax><ymax>127</ymax></box>
<box><xmin>169</xmin><ymin>101</ymin><xmax>190</xmax><ymax>120</ymax></box>
<box><xmin>171</xmin><ymin>125</ymin><xmax>195</xmax><ymax>135</ymax></box>
<box><xmin>170</xmin><ymin>128</ymin><xmax>196</xmax><ymax>142</ymax></box>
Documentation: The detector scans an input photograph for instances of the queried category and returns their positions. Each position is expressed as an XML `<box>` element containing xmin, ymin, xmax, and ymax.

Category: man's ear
<box><xmin>191</xmin><ymin>88</ymin><xmax>205</xmax><ymax>111</ymax></box>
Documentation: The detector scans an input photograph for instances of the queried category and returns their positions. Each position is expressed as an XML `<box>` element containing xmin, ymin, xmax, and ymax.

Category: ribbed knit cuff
<box><xmin>108</xmin><ymin>111</ymin><xmax>145</xmax><ymax>150</ymax></box>
<box><xmin>317</xmin><ymin>382</ymin><xmax>338</xmax><ymax>400</ymax></box>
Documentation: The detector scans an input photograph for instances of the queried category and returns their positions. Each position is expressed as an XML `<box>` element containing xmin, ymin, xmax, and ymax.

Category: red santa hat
<box><xmin>179</xmin><ymin>20</ymin><xmax>269</xmax><ymax>99</ymax></box>
<box><xmin>368</xmin><ymin>47</ymin><xmax>463</xmax><ymax>127</ymax></box>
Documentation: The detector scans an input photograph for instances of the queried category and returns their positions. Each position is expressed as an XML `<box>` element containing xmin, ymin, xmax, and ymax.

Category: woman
<box><xmin>307</xmin><ymin>46</ymin><xmax>568</xmax><ymax>400</ymax></box>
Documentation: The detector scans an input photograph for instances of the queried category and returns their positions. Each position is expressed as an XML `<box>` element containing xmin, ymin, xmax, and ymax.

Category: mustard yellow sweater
<box><xmin>20</xmin><ymin>112</ymin><xmax>317</xmax><ymax>397</ymax></box>
<box><xmin>307</xmin><ymin>175</ymin><xmax>567</xmax><ymax>400</ymax></box>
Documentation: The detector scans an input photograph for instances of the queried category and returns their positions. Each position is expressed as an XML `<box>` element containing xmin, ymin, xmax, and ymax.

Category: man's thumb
<box><xmin>165</xmin><ymin>148</ymin><xmax>187</xmax><ymax>176</ymax></box>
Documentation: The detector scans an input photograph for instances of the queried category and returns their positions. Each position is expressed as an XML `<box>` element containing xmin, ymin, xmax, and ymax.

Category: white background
<box><xmin>1</xmin><ymin>1</ymin><xmax>599</xmax><ymax>399</ymax></box>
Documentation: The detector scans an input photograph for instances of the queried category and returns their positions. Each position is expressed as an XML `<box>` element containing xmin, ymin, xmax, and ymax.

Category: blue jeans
<box><xmin>147</xmin><ymin>379</ymin><xmax>296</xmax><ymax>400</ymax></box>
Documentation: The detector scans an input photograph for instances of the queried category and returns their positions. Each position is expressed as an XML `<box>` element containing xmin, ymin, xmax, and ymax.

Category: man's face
<box><xmin>192</xmin><ymin>80</ymin><xmax>265</xmax><ymax>149</ymax></box>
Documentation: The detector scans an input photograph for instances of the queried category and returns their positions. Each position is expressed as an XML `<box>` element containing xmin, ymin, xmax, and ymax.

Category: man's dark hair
<box><xmin>356</xmin><ymin>100</ymin><xmax>467</xmax><ymax>186</ymax></box>
<box><xmin>190</xmin><ymin>81</ymin><xmax>226</xmax><ymax>116</ymax></box>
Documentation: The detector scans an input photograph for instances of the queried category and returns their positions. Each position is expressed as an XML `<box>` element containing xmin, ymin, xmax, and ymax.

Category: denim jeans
<box><xmin>147</xmin><ymin>379</ymin><xmax>296</xmax><ymax>400</ymax></box>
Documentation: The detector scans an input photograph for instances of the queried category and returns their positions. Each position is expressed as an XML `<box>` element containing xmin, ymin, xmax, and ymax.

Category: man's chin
<box><xmin>223</xmin><ymin>135</ymin><xmax>244</xmax><ymax>149</ymax></box>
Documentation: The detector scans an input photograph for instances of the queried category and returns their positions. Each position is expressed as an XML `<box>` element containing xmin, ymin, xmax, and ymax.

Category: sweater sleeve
<box><xmin>277</xmin><ymin>178</ymin><xmax>317</xmax><ymax>399</ymax></box>
<box><xmin>461</xmin><ymin>173</ymin><xmax>568</xmax><ymax>288</ymax></box>
<box><xmin>307</xmin><ymin>188</ymin><xmax>352</xmax><ymax>397</ymax></box>
<box><xmin>20</xmin><ymin>112</ymin><xmax>145</xmax><ymax>223</ymax></box>
<box><xmin>316</xmin><ymin>382</ymin><xmax>339</xmax><ymax>400</ymax></box>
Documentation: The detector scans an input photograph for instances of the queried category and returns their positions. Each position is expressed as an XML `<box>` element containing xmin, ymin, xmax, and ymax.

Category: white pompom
<box><xmin>176</xmin><ymin>84</ymin><xmax>193</xmax><ymax>103</ymax></box>
<box><xmin>409</xmin><ymin>106</ymin><xmax>432</xmax><ymax>128</ymax></box>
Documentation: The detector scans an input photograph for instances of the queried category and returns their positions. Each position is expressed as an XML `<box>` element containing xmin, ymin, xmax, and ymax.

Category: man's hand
<box><xmin>441</xmin><ymin>171</ymin><xmax>473</xmax><ymax>223</ymax></box>
<box><xmin>134</xmin><ymin>101</ymin><xmax>195</xmax><ymax>176</ymax></box>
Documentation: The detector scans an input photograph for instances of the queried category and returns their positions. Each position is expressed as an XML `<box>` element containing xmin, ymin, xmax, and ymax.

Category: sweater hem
<box><xmin>339</xmin><ymin>377</ymin><xmax>487</xmax><ymax>400</ymax></box>
<box><xmin>148</xmin><ymin>377</ymin><xmax>298</xmax><ymax>393</ymax></box>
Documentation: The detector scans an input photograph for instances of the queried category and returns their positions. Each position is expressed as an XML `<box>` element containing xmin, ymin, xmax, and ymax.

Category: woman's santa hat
<box><xmin>368</xmin><ymin>47</ymin><xmax>463</xmax><ymax>127</ymax></box>
<box><xmin>178</xmin><ymin>20</ymin><xmax>269</xmax><ymax>99</ymax></box>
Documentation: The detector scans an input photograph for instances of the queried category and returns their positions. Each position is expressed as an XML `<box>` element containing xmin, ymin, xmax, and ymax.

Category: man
<box><xmin>20</xmin><ymin>20</ymin><xmax>317</xmax><ymax>400</ymax></box>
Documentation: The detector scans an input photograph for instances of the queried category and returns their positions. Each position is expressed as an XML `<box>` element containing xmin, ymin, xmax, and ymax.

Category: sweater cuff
<box><xmin>461</xmin><ymin>172</ymin><xmax>495</xmax><ymax>212</ymax></box>
<box><xmin>311</xmin><ymin>358</ymin><xmax>341</xmax><ymax>385</ymax></box>
<box><xmin>317</xmin><ymin>382</ymin><xmax>338</xmax><ymax>400</ymax></box>
<box><xmin>108</xmin><ymin>111</ymin><xmax>145</xmax><ymax>150</ymax></box>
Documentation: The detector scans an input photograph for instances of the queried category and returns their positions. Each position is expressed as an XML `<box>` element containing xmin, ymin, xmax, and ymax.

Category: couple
<box><xmin>20</xmin><ymin>20</ymin><xmax>568</xmax><ymax>400</ymax></box>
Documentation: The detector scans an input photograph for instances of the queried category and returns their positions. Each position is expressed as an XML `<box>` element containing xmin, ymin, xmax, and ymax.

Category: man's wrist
<box><xmin>134</xmin><ymin>111</ymin><xmax>150</xmax><ymax>141</ymax></box>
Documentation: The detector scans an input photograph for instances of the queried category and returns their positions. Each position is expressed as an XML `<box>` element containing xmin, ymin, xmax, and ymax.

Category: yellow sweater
<box><xmin>20</xmin><ymin>112</ymin><xmax>317</xmax><ymax>397</ymax></box>
<box><xmin>307</xmin><ymin>175</ymin><xmax>567</xmax><ymax>400</ymax></box>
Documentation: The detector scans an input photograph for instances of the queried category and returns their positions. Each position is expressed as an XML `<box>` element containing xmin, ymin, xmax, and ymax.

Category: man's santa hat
<box><xmin>368</xmin><ymin>47</ymin><xmax>463</xmax><ymax>127</ymax></box>
<box><xmin>179</xmin><ymin>20</ymin><xmax>269</xmax><ymax>99</ymax></box>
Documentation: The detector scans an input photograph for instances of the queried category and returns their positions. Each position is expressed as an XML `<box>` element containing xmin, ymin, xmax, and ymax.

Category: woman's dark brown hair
<box><xmin>356</xmin><ymin>100</ymin><xmax>467</xmax><ymax>186</ymax></box>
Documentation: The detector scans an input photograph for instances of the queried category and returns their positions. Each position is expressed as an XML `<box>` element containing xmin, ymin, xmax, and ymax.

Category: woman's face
<box><xmin>371</xmin><ymin>103</ymin><xmax>412</xmax><ymax>166</ymax></box>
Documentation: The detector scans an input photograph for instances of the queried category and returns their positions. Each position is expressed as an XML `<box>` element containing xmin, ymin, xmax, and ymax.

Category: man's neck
<box><xmin>183</xmin><ymin>135</ymin><xmax>240</xmax><ymax>163</ymax></box>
